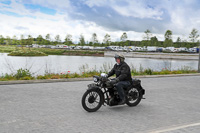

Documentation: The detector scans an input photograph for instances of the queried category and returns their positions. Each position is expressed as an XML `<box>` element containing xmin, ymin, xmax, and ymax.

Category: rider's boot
<box><xmin>118</xmin><ymin>97</ymin><xmax>126</xmax><ymax>105</ymax></box>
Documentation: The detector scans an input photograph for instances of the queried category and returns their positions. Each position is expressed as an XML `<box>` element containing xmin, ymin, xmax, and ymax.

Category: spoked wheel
<box><xmin>126</xmin><ymin>87</ymin><xmax>142</xmax><ymax>107</ymax></box>
<box><xmin>82</xmin><ymin>88</ymin><xmax>103</xmax><ymax>112</ymax></box>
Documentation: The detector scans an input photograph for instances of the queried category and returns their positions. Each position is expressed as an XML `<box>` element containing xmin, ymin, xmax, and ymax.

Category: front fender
<box><xmin>87</xmin><ymin>83</ymin><xmax>98</xmax><ymax>89</ymax></box>
<box><xmin>87</xmin><ymin>84</ymin><xmax>105</xmax><ymax>102</ymax></box>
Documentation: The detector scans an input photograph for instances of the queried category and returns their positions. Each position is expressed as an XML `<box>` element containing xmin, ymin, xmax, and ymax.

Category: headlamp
<box><xmin>93</xmin><ymin>76</ymin><xmax>99</xmax><ymax>82</ymax></box>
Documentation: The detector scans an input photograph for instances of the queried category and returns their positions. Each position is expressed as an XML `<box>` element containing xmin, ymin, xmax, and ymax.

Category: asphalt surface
<box><xmin>0</xmin><ymin>76</ymin><xmax>200</xmax><ymax>133</ymax></box>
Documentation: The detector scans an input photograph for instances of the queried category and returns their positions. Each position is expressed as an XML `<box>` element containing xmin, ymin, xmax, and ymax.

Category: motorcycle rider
<box><xmin>107</xmin><ymin>54</ymin><xmax>132</xmax><ymax>105</ymax></box>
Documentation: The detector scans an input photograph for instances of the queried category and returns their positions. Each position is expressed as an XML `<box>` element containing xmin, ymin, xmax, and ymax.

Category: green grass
<box><xmin>34</xmin><ymin>48</ymin><xmax>65</xmax><ymax>55</ymax></box>
<box><xmin>62</xmin><ymin>50</ymin><xmax>104</xmax><ymax>56</ymax></box>
<box><xmin>0</xmin><ymin>68</ymin><xmax>34</xmax><ymax>80</ymax></box>
<box><xmin>0</xmin><ymin>67</ymin><xmax>198</xmax><ymax>81</ymax></box>
<box><xmin>0</xmin><ymin>45</ymin><xmax>16</xmax><ymax>53</ymax></box>
<box><xmin>0</xmin><ymin>45</ymin><xmax>104</xmax><ymax>56</ymax></box>
<box><xmin>8</xmin><ymin>49</ymin><xmax>47</xmax><ymax>56</ymax></box>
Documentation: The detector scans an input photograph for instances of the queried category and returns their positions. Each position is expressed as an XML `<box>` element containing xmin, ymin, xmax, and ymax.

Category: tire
<box><xmin>126</xmin><ymin>87</ymin><xmax>142</xmax><ymax>107</ymax></box>
<box><xmin>81</xmin><ymin>88</ymin><xmax>104</xmax><ymax>112</ymax></box>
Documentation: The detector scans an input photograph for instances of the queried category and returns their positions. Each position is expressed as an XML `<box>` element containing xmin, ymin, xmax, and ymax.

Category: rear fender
<box><xmin>131</xmin><ymin>79</ymin><xmax>145</xmax><ymax>96</ymax></box>
<box><xmin>132</xmin><ymin>84</ymin><xmax>145</xmax><ymax>95</ymax></box>
<box><xmin>139</xmin><ymin>86</ymin><xmax>145</xmax><ymax>95</ymax></box>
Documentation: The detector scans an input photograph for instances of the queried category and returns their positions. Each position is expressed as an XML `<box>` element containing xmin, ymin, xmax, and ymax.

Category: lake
<box><xmin>0</xmin><ymin>53</ymin><xmax>198</xmax><ymax>76</ymax></box>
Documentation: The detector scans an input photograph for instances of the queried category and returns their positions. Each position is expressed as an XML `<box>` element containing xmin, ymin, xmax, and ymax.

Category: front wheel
<box><xmin>82</xmin><ymin>88</ymin><xmax>104</xmax><ymax>112</ymax></box>
<box><xmin>126</xmin><ymin>87</ymin><xmax>142</xmax><ymax>107</ymax></box>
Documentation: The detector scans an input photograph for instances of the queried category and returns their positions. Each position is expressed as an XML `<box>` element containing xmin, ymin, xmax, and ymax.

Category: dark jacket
<box><xmin>107</xmin><ymin>62</ymin><xmax>132</xmax><ymax>82</ymax></box>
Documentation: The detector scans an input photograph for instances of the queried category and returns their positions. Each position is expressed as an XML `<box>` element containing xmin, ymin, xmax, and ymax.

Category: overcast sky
<box><xmin>0</xmin><ymin>0</ymin><xmax>200</xmax><ymax>43</ymax></box>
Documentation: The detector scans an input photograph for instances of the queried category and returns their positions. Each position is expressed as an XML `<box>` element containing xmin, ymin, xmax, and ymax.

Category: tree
<box><xmin>36</xmin><ymin>35</ymin><xmax>43</xmax><ymax>45</ymax></box>
<box><xmin>45</xmin><ymin>34</ymin><xmax>51</xmax><ymax>45</ymax></box>
<box><xmin>55</xmin><ymin>35</ymin><xmax>61</xmax><ymax>44</ymax></box>
<box><xmin>175</xmin><ymin>37</ymin><xmax>181</xmax><ymax>48</ymax></box>
<box><xmin>189</xmin><ymin>28</ymin><xmax>199</xmax><ymax>42</ymax></box>
<box><xmin>0</xmin><ymin>35</ymin><xmax>5</xmax><ymax>44</ymax></box>
<box><xmin>123</xmin><ymin>40</ymin><xmax>130</xmax><ymax>46</ymax></box>
<box><xmin>26</xmin><ymin>35</ymin><xmax>33</xmax><ymax>45</ymax></box>
<box><xmin>46</xmin><ymin>34</ymin><xmax>51</xmax><ymax>41</ymax></box>
<box><xmin>64</xmin><ymin>34</ymin><xmax>73</xmax><ymax>45</ymax></box>
<box><xmin>79</xmin><ymin>34</ymin><xmax>85</xmax><ymax>46</ymax></box>
<box><xmin>120</xmin><ymin>32</ymin><xmax>128</xmax><ymax>46</ymax></box>
<box><xmin>12</xmin><ymin>35</ymin><xmax>18</xmax><ymax>45</ymax></box>
<box><xmin>120</xmin><ymin>32</ymin><xmax>128</xmax><ymax>42</ymax></box>
<box><xmin>103</xmin><ymin>33</ymin><xmax>111</xmax><ymax>46</ymax></box>
<box><xmin>0</xmin><ymin>35</ymin><xmax>4</xmax><ymax>44</ymax></box>
<box><xmin>143</xmin><ymin>29</ymin><xmax>152</xmax><ymax>40</ymax></box>
<box><xmin>20</xmin><ymin>35</ymin><xmax>26</xmax><ymax>46</ymax></box>
<box><xmin>91</xmin><ymin>33</ymin><xmax>98</xmax><ymax>45</ymax></box>
<box><xmin>164</xmin><ymin>30</ymin><xmax>172</xmax><ymax>40</ymax></box>
<box><xmin>6</xmin><ymin>36</ymin><xmax>12</xmax><ymax>45</ymax></box>
<box><xmin>163</xmin><ymin>30</ymin><xmax>173</xmax><ymax>47</ymax></box>
<box><xmin>150</xmin><ymin>36</ymin><xmax>159</xmax><ymax>46</ymax></box>
<box><xmin>176</xmin><ymin>37</ymin><xmax>181</xmax><ymax>42</ymax></box>
<box><xmin>141</xmin><ymin>30</ymin><xmax>152</xmax><ymax>47</ymax></box>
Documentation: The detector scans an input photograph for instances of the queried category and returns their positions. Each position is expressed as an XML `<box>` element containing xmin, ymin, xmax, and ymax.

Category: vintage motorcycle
<box><xmin>81</xmin><ymin>73</ymin><xmax>145</xmax><ymax>112</ymax></box>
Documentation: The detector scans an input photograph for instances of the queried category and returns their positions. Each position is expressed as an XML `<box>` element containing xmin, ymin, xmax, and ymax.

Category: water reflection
<box><xmin>0</xmin><ymin>53</ymin><xmax>198</xmax><ymax>76</ymax></box>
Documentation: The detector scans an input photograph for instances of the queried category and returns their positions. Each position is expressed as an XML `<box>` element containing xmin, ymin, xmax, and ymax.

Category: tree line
<box><xmin>0</xmin><ymin>28</ymin><xmax>199</xmax><ymax>48</ymax></box>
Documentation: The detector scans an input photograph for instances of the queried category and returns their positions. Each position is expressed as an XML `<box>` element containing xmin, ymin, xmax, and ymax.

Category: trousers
<box><xmin>115</xmin><ymin>81</ymin><xmax>130</xmax><ymax>100</ymax></box>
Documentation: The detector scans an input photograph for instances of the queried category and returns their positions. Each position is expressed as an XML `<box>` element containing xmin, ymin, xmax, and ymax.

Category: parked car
<box><xmin>147</xmin><ymin>46</ymin><xmax>157</xmax><ymax>52</ymax></box>
<box><xmin>74</xmin><ymin>46</ymin><xmax>83</xmax><ymax>49</ymax></box>
<box><xmin>56</xmin><ymin>45</ymin><xmax>69</xmax><ymax>49</ymax></box>
<box><xmin>94</xmin><ymin>47</ymin><xmax>105</xmax><ymax>50</ymax></box>
<box><xmin>178</xmin><ymin>47</ymin><xmax>188</xmax><ymax>52</ymax></box>
<box><xmin>165</xmin><ymin>47</ymin><xmax>175</xmax><ymax>52</ymax></box>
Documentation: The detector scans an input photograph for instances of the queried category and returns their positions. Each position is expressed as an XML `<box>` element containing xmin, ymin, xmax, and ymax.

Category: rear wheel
<box><xmin>82</xmin><ymin>88</ymin><xmax>104</xmax><ymax>112</ymax></box>
<box><xmin>126</xmin><ymin>87</ymin><xmax>142</xmax><ymax>107</ymax></box>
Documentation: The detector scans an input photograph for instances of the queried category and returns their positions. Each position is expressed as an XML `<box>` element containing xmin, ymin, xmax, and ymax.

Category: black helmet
<box><xmin>114</xmin><ymin>54</ymin><xmax>125</xmax><ymax>62</ymax></box>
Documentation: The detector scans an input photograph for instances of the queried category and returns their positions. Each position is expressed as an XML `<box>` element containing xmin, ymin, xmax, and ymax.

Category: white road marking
<box><xmin>150</xmin><ymin>122</ymin><xmax>200</xmax><ymax>133</ymax></box>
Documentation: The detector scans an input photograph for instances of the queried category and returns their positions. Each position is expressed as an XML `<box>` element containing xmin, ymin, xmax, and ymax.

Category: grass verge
<box><xmin>0</xmin><ymin>45</ymin><xmax>104</xmax><ymax>56</ymax></box>
<box><xmin>0</xmin><ymin>67</ymin><xmax>197</xmax><ymax>81</ymax></box>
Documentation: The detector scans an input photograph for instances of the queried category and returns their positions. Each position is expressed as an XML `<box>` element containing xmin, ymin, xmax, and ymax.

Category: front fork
<box><xmin>102</xmin><ymin>88</ymin><xmax>110</xmax><ymax>106</ymax></box>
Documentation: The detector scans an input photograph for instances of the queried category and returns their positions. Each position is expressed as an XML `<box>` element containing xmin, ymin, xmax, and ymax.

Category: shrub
<box><xmin>64</xmin><ymin>74</ymin><xmax>70</xmax><ymax>78</ymax></box>
<box><xmin>21</xmin><ymin>76</ymin><xmax>33</xmax><ymax>80</ymax></box>
<box><xmin>139</xmin><ymin>64</ymin><xmax>144</xmax><ymax>73</ymax></box>
<box><xmin>152</xmin><ymin>71</ymin><xmax>159</xmax><ymax>75</ymax></box>
<box><xmin>50</xmin><ymin>74</ymin><xmax>60</xmax><ymax>79</ymax></box>
<box><xmin>71</xmin><ymin>73</ymin><xmax>80</xmax><ymax>78</ymax></box>
<box><xmin>0</xmin><ymin>73</ymin><xmax>15</xmax><ymax>80</ymax></box>
<box><xmin>14</xmin><ymin>68</ymin><xmax>33</xmax><ymax>80</ymax></box>
<box><xmin>37</xmin><ymin>75</ymin><xmax>48</xmax><ymax>79</ymax></box>
<box><xmin>144</xmin><ymin>68</ymin><xmax>153</xmax><ymax>75</ymax></box>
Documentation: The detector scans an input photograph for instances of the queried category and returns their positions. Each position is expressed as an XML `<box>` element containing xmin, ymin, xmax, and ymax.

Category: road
<box><xmin>0</xmin><ymin>76</ymin><xmax>200</xmax><ymax>133</ymax></box>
